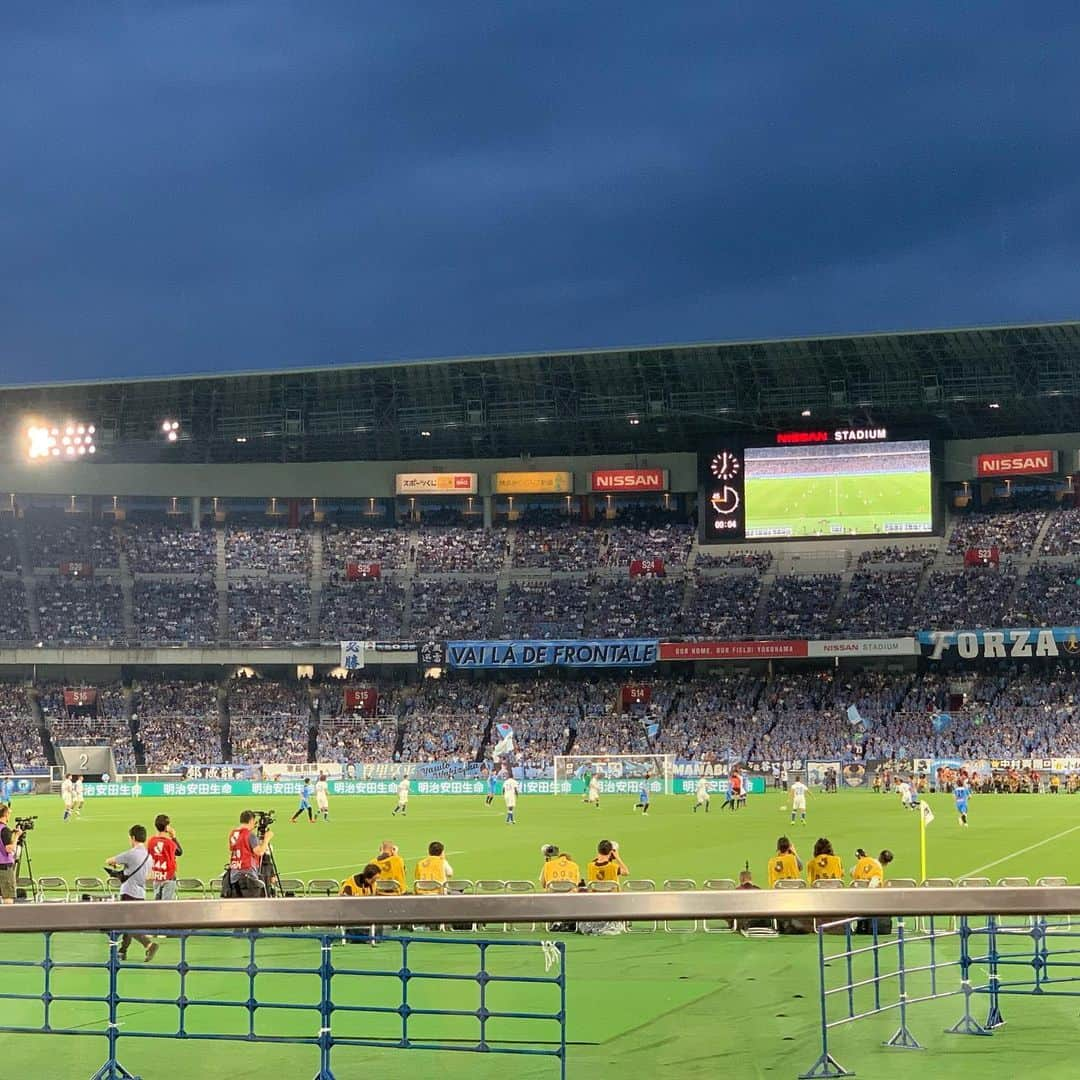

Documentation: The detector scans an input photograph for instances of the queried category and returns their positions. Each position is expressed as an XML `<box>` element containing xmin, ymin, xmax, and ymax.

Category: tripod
<box><xmin>15</xmin><ymin>834</ymin><xmax>36</xmax><ymax>899</ymax></box>
<box><xmin>259</xmin><ymin>839</ymin><xmax>284</xmax><ymax>898</ymax></box>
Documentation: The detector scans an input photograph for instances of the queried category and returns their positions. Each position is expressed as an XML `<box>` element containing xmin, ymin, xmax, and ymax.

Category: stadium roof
<box><xmin>2</xmin><ymin>320</ymin><xmax>1079</xmax><ymax>463</ymax></box>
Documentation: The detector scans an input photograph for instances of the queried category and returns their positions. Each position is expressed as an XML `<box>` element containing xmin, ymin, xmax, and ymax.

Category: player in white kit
<box><xmin>585</xmin><ymin>774</ymin><xmax>601</xmax><ymax>808</ymax></box>
<box><xmin>61</xmin><ymin>775</ymin><xmax>75</xmax><ymax>821</ymax></box>
<box><xmin>392</xmin><ymin>775</ymin><xmax>410</xmax><ymax>816</ymax></box>
<box><xmin>314</xmin><ymin>774</ymin><xmax>330</xmax><ymax>821</ymax></box>
<box><xmin>789</xmin><ymin>778</ymin><xmax>808</xmax><ymax>824</ymax></box>
<box><xmin>502</xmin><ymin>775</ymin><xmax>519</xmax><ymax>824</ymax></box>
<box><xmin>73</xmin><ymin>775</ymin><xmax>85</xmax><ymax>817</ymax></box>
<box><xmin>693</xmin><ymin>777</ymin><xmax>710</xmax><ymax>813</ymax></box>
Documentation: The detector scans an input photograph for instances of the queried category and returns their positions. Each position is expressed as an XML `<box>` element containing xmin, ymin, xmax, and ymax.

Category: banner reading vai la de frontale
<box><xmin>446</xmin><ymin>638</ymin><xmax>659</xmax><ymax>669</ymax></box>
<box><xmin>919</xmin><ymin>627</ymin><xmax>1080</xmax><ymax>660</ymax></box>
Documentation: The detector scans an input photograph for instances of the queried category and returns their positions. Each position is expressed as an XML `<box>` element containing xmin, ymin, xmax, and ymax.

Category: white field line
<box><xmin>959</xmin><ymin>824</ymin><xmax>1080</xmax><ymax>878</ymax></box>
<box><xmin>288</xmin><ymin>851</ymin><xmax>467</xmax><ymax>878</ymax></box>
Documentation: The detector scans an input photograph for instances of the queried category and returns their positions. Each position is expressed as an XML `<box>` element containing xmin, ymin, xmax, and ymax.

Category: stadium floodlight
<box><xmin>161</xmin><ymin>419</ymin><xmax>181</xmax><ymax>442</ymax></box>
<box><xmin>24</xmin><ymin>421</ymin><xmax>95</xmax><ymax>462</ymax></box>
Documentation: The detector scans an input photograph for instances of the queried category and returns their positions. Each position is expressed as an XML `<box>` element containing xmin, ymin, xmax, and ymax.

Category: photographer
<box><xmin>0</xmin><ymin>804</ymin><xmax>22</xmax><ymax>905</ymax></box>
<box><xmin>227</xmin><ymin>810</ymin><xmax>274</xmax><ymax>898</ymax></box>
<box><xmin>147</xmin><ymin>814</ymin><xmax>183</xmax><ymax>900</ymax></box>
<box><xmin>105</xmin><ymin>825</ymin><xmax>158</xmax><ymax>963</ymax></box>
<box><xmin>586</xmin><ymin>839</ymin><xmax>628</xmax><ymax>886</ymax></box>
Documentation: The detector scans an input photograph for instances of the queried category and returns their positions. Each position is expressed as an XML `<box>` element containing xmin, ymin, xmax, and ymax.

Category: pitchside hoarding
<box><xmin>395</xmin><ymin>472</ymin><xmax>478</xmax><ymax>495</ymax></box>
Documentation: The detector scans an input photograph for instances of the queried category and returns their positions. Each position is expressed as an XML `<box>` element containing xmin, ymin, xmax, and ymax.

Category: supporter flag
<box><xmin>846</xmin><ymin>705</ymin><xmax>871</xmax><ymax>729</ymax></box>
<box><xmin>492</xmin><ymin>722</ymin><xmax>515</xmax><ymax>758</ymax></box>
<box><xmin>646</xmin><ymin>722</ymin><xmax>660</xmax><ymax>739</ymax></box>
<box><xmin>932</xmin><ymin>712</ymin><xmax>952</xmax><ymax>733</ymax></box>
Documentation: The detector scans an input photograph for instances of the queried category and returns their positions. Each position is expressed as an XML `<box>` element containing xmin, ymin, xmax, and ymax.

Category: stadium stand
<box><xmin>134</xmin><ymin>579</ymin><xmax>219</xmax><ymax>643</ymax></box>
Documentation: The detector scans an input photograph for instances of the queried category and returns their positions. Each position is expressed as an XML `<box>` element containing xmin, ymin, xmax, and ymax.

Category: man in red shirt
<box><xmin>147</xmin><ymin>814</ymin><xmax>183</xmax><ymax>900</ymax></box>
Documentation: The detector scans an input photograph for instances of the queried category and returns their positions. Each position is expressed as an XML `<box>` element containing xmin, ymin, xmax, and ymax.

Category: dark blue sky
<box><xmin>2</xmin><ymin>4</ymin><xmax>1078</xmax><ymax>383</ymax></box>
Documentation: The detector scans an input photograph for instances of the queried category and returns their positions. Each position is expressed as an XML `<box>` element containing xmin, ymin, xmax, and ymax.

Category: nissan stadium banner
<box><xmin>919</xmin><ymin>627</ymin><xmax>1080</xmax><ymax>660</ymax></box>
<box><xmin>973</xmin><ymin>450</ymin><xmax>1058</xmax><ymax>478</ymax></box>
<box><xmin>492</xmin><ymin>470</ymin><xmax>573</xmax><ymax>495</ymax></box>
<box><xmin>659</xmin><ymin>637</ymin><xmax>917</xmax><ymax>662</ymax></box>
<box><xmin>447</xmin><ymin>638</ymin><xmax>659</xmax><ymax>669</ymax></box>
<box><xmin>589</xmin><ymin>468</ymin><xmax>668</xmax><ymax>493</ymax></box>
<box><xmin>395</xmin><ymin>472</ymin><xmax>478</xmax><ymax>495</ymax></box>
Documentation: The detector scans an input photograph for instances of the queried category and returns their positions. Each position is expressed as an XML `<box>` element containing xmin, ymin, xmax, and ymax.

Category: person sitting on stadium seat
<box><xmin>539</xmin><ymin>844</ymin><xmax>582</xmax><ymax>889</ymax></box>
<box><xmin>767</xmin><ymin>836</ymin><xmax>802</xmax><ymax>887</ymax></box>
<box><xmin>806</xmin><ymin>838</ymin><xmax>843</xmax><ymax>884</ymax></box>
<box><xmin>413</xmin><ymin>841</ymin><xmax>453</xmax><ymax>889</ymax></box>
<box><xmin>851</xmin><ymin>848</ymin><xmax>894</xmax><ymax>887</ymax></box>
<box><xmin>340</xmin><ymin>863</ymin><xmax>381</xmax><ymax>896</ymax></box>
<box><xmin>372</xmin><ymin>840</ymin><xmax>407</xmax><ymax>893</ymax></box>
<box><xmin>585</xmin><ymin>839</ymin><xmax>628</xmax><ymax>885</ymax></box>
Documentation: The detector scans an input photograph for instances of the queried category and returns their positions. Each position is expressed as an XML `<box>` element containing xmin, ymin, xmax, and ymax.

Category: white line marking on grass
<box><xmin>959</xmin><ymin>824</ymin><xmax>1080</xmax><ymax>878</ymax></box>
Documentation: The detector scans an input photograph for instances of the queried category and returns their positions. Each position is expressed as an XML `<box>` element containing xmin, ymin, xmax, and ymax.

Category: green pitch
<box><xmin>745</xmin><ymin>470</ymin><xmax>932</xmax><ymax>537</ymax></box>
<box><xmin>3</xmin><ymin>788</ymin><xmax>1079</xmax><ymax>1079</ymax></box>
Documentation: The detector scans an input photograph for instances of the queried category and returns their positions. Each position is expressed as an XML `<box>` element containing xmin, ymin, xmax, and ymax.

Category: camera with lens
<box><xmin>255</xmin><ymin>810</ymin><xmax>275</xmax><ymax>835</ymax></box>
<box><xmin>14</xmin><ymin>816</ymin><xmax>36</xmax><ymax>832</ymax></box>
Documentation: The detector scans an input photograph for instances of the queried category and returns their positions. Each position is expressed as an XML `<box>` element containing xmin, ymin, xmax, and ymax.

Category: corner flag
<box><xmin>920</xmin><ymin>802</ymin><xmax>934</xmax><ymax>826</ymax></box>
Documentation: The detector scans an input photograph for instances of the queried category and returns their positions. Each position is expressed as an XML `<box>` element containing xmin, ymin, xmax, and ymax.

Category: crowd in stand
<box><xmin>35</xmin><ymin>578</ymin><xmax>126</xmax><ymax>643</ymax></box>
<box><xmin>125</xmin><ymin>523</ymin><xmax>216</xmax><ymax>573</ymax></box>
<box><xmin>25</xmin><ymin>517</ymin><xmax>121</xmax><ymax>569</ymax></box>
<box><xmin>601</xmin><ymin>523</ymin><xmax>693</xmax><ymax>567</ymax></box>
<box><xmin>228</xmin><ymin>579</ymin><xmax>310</xmax><ymax>641</ymax></box>
<box><xmin>489</xmin><ymin>681</ymin><xmax>577</xmax><ymax>767</ymax></box>
<box><xmin>695</xmin><ymin>549</ymin><xmax>773</xmax><ymax>571</ymax></box>
<box><xmin>228</xmin><ymin>678</ymin><xmax>312</xmax><ymax>764</ymax></box>
<box><xmin>226</xmin><ymin>525</ymin><xmax>311</xmax><ymax>573</ymax></box>
<box><xmin>0</xmin><ymin>580</ymin><xmax>30</xmax><ymax>641</ymax></box>
<box><xmin>1005</xmin><ymin>564</ymin><xmax>1080</xmax><ymax>626</ymax></box>
<box><xmin>323</xmin><ymin>524</ymin><xmax>411</xmax><ymax>570</ymax></box>
<box><xmin>0</xmin><ymin>525</ymin><xmax>19</xmax><ymax>572</ymax></box>
<box><xmin>948</xmin><ymin>506</ymin><xmax>1047</xmax><ymax>555</ymax></box>
<box><xmin>757</xmin><ymin>574</ymin><xmax>840</xmax><ymax>636</ymax></box>
<box><xmin>909</xmin><ymin>569</ymin><xmax>1010</xmax><ymax>630</ymax></box>
<box><xmin>856</xmin><ymin>545</ymin><xmax>937</xmax><ymax>566</ymax></box>
<box><xmin>134</xmin><ymin>580</ymin><xmax>219</xmax><ymax>643</ymax></box>
<box><xmin>412</xmin><ymin>578</ymin><xmax>497</xmax><ymax>637</ymax></box>
<box><xmin>592</xmin><ymin>578</ymin><xmax>684</xmax><ymax>637</ymax></box>
<box><xmin>318</xmin><ymin>580</ymin><xmax>406</xmax><ymax>640</ymax></box>
<box><xmin>396</xmin><ymin>680</ymin><xmax>493</xmax><ymax>764</ymax></box>
<box><xmin>414</xmin><ymin>526</ymin><xmax>506</xmax><ymax>573</ymax></box>
<box><xmin>132</xmin><ymin>679</ymin><xmax>222</xmax><ymax>767</ymax></box>
<box><xmin>0</xmin><ymin>683</ymin><xmax>45</xmax><ymax>771</ymax></box>
<box><xmin>838</xmin><ymin>570</ymin><xmax>921</xmax><ymax>635</ymax></box>
<box><xmin>1041</xmin><ymin>508</ymin><xmax>1080</xmax><ymax>555</ymax></box>
<box><xmin>314</xmin><ymin>680</ymin><xmax>403</xmax><ymax>762</ymax></box>
<box><xmin>513</xmin><ymin>525</ymin><xmax>601</xmax><ymax>570</ymax></box>
<box><xmin>684</xmin><ymin>572</ymin><xmax>760</xmax><ymax>637</ymax></box>
<box><xmin>502</xmin><ymin>579</ymin><xmax>589</xmax><ymax>638</ymax></box>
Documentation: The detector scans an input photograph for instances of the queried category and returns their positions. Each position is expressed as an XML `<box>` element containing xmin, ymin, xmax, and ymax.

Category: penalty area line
<box><xmin>959</xmin><ymin>823</ymin><xmax>1080</xmax><ymax>879</ymax></box>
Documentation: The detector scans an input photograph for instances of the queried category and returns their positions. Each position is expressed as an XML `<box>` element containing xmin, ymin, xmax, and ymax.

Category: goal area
<box><xmin>552</xmin><ymin>754</ymin><xmax>674</xmax><ymax>795</ymax></box>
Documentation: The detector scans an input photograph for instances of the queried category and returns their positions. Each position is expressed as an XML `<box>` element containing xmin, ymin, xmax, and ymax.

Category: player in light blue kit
<box><xmin>290</xmin><ymin>778</ymin><xmax>314</xmax><ymax>823</ymax></box>
<box><xmin>954</xmin><ymin>782</ymin><xmax>970</xmax><ymax>827</ymax></box>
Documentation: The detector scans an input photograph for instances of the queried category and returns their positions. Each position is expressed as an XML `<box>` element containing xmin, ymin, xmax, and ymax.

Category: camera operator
<box><xmin>227</xmin><ymin>810</ymin><xmax>274</xmax><ymax>898</ymax></box>
<box><xmin>147</xmin><ymin>814</ymin><xmax>183</xmax><ymax>900</ymax></box>
<box><xmin>0</xmin><ymin>804</ymin><xmax>22</xmax><ymax>905</ymax></box>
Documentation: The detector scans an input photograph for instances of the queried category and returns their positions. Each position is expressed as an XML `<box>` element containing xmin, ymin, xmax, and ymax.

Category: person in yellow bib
<box><xmin>372</xmin><ymin>840</ymin><xmax>408</xmax><ymax>893</ymax></box>
<box><xmin>767</xmin><ymin>836</ymin><xmax>802</xmax><ymax>887</ymax></box>
<box><xmin>539</xmin><ymin>844</ymin><xmax>582</xmax><ymax>889</ymax></box>
<box><xmin>414</xmin><ymin>840</ymin><xmax>453</xmax><ymax>889</ymax></box>
<box><xmin>339</xmin><ymin>863</ymin><xmax>380</xmax><ymax>896</ymax></box>
<box><xmin>806</xmin><ymin>837</ymin><xmax>843</xmax><ymax>884</ymax></box>
<box><xmin>585</xmin><ymin>839</ymin><xmax>628</xmax><ymax>885</ymax></box>
<box><xmin>851</xmin><ymin>848</ymin><xmax>894</xmax><ymax>887</ymax></box>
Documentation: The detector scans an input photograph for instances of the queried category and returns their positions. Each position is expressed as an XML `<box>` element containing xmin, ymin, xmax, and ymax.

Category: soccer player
<box><xmin>898</xmin><ymin>779</ymin><xmax>918</xmax><ymax>810</ymax></box>
<box><xmin>485</xmin><ymin>772</ymin><xmax>498</xmax><ymax>806</ymax></box>
<box><xmin>392</xmin><ymin>774</ymin><xmax>410</xmax><ymax>816</ymax></box>
<box><xmin>789</xmin><ymin>777</ymin><xmax>808</xmax><ymax>824</ymax></box>
<box><xmin>722</xmin><ymin>769</ymin><xmax>743</xmax><ymax>811</ymax></box>
<box><xmin>73</xmin><ymin>775</ymin><xmax>85</xmax><ymax>817</ymax></box>
<box><xmin>634</xmin><ymin>780</ymin><xmax>650</xmax><ymax>815</ymax></box>
<box><xmin>851</xmin><ymin>848</ymin><xmax>894</xmax><ymax>887</ymax></box>
<box><xmin>806</xmin><ymin>837</ymin><xmax>843</xmax><ymax>884</ymax></box>
<box><xmin>585</xmin><ymin>771</ymin><xmax>601</xmax><ymax>808</ymax></box>
<box><xmin>954</xmin><ymin>780</ymin><xmax>970</xmax><ymax>826</ymax></box>
<box><xmin>414</xmin><ymin>841</ymin><xmax>453</xmax><ymax>888</ymax></box>
<box><xmin>767</xmin><ymin>837</ymin><xmax>802</xmax><ymax>887</ymax></box>
<box><xmin>60</xmin><ymin>774</ymin><xmax>75</xmax><ymax>821</ymax></box>
<box><xmin>290</xmin><ymin>778</ymin><xmax>314</xmax><ymax>823</ymax></box>
<box><xmin>581</xmin><ymin>767</ymin><xmax>593</xmax><ymax>803</ymax></box>
<box><xmin>586</xmin><ymin>840</ymin><xmax>628</xmax><ymax>885</ymax></box>
<box><xmin>540</xmin><ymin>844</ymin><xmax>581</xmax><ymax>888</ymax></box>
<box><xmin>314</xmin><ymin>773</ymin><xmax>330</xmax><ymax>821</ymax></box>
<box><xmin>693</xmin><ymin>777</ymin><xmax>710</xmax><ymax>813</ymax></box>
<box><xmin>503</xmin><ymin>774</ymin><xmax>519</xmax><ymax>824</ymax></box>
<box><xmin>147</xmin><ymin>814</ymin><xmax>183</xmax><ymax>900</ymax></box>
<box><xmin>372</xmin><ymin>841</ymin><xmax>407</xmax><ymax>893</ymax></box>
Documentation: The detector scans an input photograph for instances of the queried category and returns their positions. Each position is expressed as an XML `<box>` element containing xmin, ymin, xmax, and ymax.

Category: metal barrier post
<box><xmin>799</xmin><ymin>923</ymin><xmax>853</xmax><ymax>1078</ymax></box>
<box><xmin>883</xmin><ymin>918</ymin><xmax>923</xmax><ymax>1050</ymax></box>
<box><xmin>89</xmin><ymin>931</ymin><xmax>140</xmax><ymax>1080</ymax></box>
<box><xmin>984</xmin><ymin>916</ymin><xmax>1005</xmax><ymax>1029</ymax></box>
<box><xmin>313</xmin><ymin>934</ymin><xmax>337</xmax><ymax>1080</ymax></box>
<box><xmin>947</xmin><ymin>915</ymin><xmax>990</xmax><ymax>1036</ymax></box>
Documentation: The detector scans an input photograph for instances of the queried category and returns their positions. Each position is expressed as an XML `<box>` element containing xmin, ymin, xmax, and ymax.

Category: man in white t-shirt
<box><xmin>314</xmin><ymin>774</ymin><xmax>330</xmax><ymax>821</ymax></box>
<box><xmin>61</xmin><ymin>775</ymin><xmax>75</xmax><ymax>821</ymax></box>
<box><xmin>503</xmin><ymin>775</ymin><xmax>520</xmax><ymax>824</ymax></box>
<box><xmin>789</xmin><ymin>778</ymin><xmax>808</xmax><ymax>825</ymax></box>
<box><xmin>693</xmin><ymin>777</ymin><xmax>710</xmax><ymax>813</ymax></box>
<box><xmin>392</xmin><ymin>776</ymin><xmax>410</xmax><ymax>817</ymax></box>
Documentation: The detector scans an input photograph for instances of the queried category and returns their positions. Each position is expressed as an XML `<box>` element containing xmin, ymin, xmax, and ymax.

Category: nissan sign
<box><xmin>590</xmin><ymin>468</ymin><xmax>668</xmax><ymax>493</ymax></box>
<box><xmin>974</xmin><ymin>450</ymin><xmax>1057</xmax><ymax>478</ymax></box>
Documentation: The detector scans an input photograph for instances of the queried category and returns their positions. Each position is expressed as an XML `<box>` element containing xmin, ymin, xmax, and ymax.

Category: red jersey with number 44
<box><xmin>147</xmin><ymin>835</ymin><xmax>179</xmax><ymax>882</ymax></box>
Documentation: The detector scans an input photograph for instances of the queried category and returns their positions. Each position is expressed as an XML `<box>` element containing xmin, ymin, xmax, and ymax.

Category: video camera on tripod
<box><xmin>14</xmin><ymin>816</ymin><xmax>36</xmax><ymax>833</ymax></box>
<box><xmin>254</xmin><ymin>810</ymin><xmax>275</xmax><ymax>835</ymax></box>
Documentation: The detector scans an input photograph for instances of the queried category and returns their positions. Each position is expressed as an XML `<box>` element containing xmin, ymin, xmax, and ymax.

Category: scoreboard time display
<box><xmin>700</xmin><ymin>428</ymin><xmax>933</xmax><ymax>543</ymax></box>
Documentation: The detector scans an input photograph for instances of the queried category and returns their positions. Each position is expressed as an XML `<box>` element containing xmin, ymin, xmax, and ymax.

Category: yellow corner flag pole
<box><xmin>920</xmin><ymin>803</ymin><xmax>927</xmax><ymax>882</ymax></box>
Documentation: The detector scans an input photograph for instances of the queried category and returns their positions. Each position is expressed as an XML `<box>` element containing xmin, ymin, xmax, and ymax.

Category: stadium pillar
<box><xmin>483</xmin><ymin>495</ymin><xmax>493</xmax><ymax>529</ymax></box>
<box><xmin>191</xmin><ymin>496</ymin><xmax>201</xmax><ymax>530</ymax></box>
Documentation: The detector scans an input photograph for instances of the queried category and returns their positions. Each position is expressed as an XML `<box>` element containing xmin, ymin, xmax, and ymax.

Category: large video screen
<box><xmin>743</xmin><ymin>439</ymin><xmax>932</xmax><ymax>539</ymax></box>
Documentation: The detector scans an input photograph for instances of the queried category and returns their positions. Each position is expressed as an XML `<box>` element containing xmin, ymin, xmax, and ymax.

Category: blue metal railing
<box><xmin>0</xmin><ymin>928</ymin><xmax>567</xmax><ymax>1080</ymax></box>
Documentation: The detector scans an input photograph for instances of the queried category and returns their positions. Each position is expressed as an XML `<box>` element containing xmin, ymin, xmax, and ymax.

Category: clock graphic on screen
<box><xmin>710</xmin><ymin>451</ymin><xmax>741</xmax><ymax>481</ymax></box>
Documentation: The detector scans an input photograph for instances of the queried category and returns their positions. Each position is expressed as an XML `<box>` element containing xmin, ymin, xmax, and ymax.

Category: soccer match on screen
<box><xmin>2</xmin><ymin>6</ymin><xmax>1080</xmax><ymax>1080</ymax></box>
